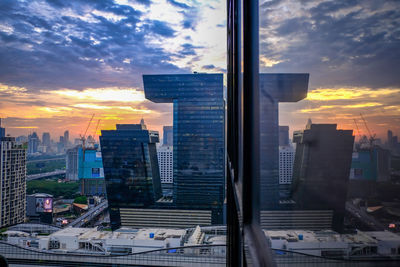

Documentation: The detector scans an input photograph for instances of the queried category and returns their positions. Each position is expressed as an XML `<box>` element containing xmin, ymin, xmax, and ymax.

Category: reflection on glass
<box><xmin>259</xmin><ymin>0</ymin><xmax>400</xmax><ymax>263</ymax></box>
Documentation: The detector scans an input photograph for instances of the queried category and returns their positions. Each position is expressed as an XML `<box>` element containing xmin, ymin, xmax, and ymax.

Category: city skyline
<box><xmin>0</xmin><ymin>0</ymin><xmax>399</xmax><ymax>139</ymax></box>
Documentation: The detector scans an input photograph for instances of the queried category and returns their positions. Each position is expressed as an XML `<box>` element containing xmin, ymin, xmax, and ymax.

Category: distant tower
<box><xmin>306</xmin><ymin>118</ymin><xmax>312</xmax><ymax>129</ymax></box>
<box><xmin>0</xmin><ymin>118</ymin><xmax>5</xmax><ymax>139</ymax></box>
<box><xmin>42</xmin><ymin>132</ymin><xmax>51</xmax><ymax>147</ymax></box>
<box><xmin>64</xmin><ymin>130</ymin><xmax>69</xmax><ymax>147</ymax></box>
<box><xmin>279</xmin><ymin>126</ymin><xmax>289</xmax><ymax>146</ymax></box>
<box><xmin>387</xmin><ymin>130</ymin><xmax>393</xmax><ymax>149</ymax></box>
<box><xmin>140</xmin><ymin>118</ymin><xmax>147</xmax><ymax>129</ymax></box>
<box><xmin>163</xmin><ymin>126</ymin><xmax>173</xmax><ymax>146</ymax></box>
<box><xmin>28</xmin><ymin>132</ymin><xmax>39</xmax><ymax>154</ymax></box>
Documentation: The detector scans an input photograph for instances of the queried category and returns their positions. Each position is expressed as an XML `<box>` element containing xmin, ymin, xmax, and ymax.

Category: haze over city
<box><xmin>0</xmin><ymin>0</ymin><xmax>399</xmax><ymax>140</ymax></box>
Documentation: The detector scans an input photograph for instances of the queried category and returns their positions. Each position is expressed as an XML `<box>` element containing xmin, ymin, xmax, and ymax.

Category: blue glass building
<box><xmin>259</xmin><ymin>74</ymin><xmax>309</xmax><ymax>210</ymax></box>
<box><xmin>78</xmin><ymin>146</ymin><xmax>106</xmax><ymax>196</ymax></box>
<box><xmin>100</xmin><ymin>121</ymin><xmax>163</xmax><ymax>229</ymax></box>
<box><xmin>143</xmin><ymin>74</ymin><xmax>225</xmax><ymax>224</ymax></box>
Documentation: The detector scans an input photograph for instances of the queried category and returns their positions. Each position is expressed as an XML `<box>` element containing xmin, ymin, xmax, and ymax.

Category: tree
<box><xmin>74</xmin><ymin>196</ymin><xmax>87</xmax><ymax>205</ymax></box>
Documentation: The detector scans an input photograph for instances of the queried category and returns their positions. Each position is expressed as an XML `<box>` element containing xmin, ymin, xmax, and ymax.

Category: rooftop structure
<box><xmin>265</xmin><ymin>229</ymin><xmax>400</xmax><ymax>258</ymax></box>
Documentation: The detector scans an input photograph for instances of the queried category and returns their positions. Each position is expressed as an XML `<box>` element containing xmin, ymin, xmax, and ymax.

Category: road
<box><xmin>27</xmin><ymin>170</ymin><xmax>66</xmax><ymax>181</ymax></box>
<box><xmin>345</xmin><ymin>201</ymin><xmax>385</xmax><ymax>231</ymax></box>
<box><xmin>69</xmin><ymin>201</ymin><xmax>108</xmax><ymax>227</ymax></box>
<box><xmin>27</xmin><ymin>156</ymin><xmax>65</xmax><ymax>163</ymax></box>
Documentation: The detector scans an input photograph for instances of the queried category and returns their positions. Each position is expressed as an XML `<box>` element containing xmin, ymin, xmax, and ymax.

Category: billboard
<box><xmin>36</xmin><ymin>197</ymin><xmax>53</xmax><ymax>213</ymax></box>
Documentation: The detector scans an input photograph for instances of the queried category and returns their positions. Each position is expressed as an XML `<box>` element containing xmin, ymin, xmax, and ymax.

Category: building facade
<box><xmin>279</xmin><ymin>126</ymin><xmax>290</xmax><ymax>146</ymax></box>
<box><xmin>26</xmin><ymin>193</ymin><xmax>53</xmax><ymax>224</ymax></box>
<box><xmin>78</xmin><ymin>146</ymin><xmax>106</xmax><ymax>196</ymax></box>
<box><xmin>279</xmin><ymin>145</ymin><xmax>295</xmax><ymax>185</ymax></box>
<box><xmin>28</xmin><ymin>132</ymin><xmax>39</xmax><ymax>154</ymax></box>
<box><xmin>143</xmin><ymin>74</ymin><xmax>225</xmax><ymax>224</ymax></box>
<box><xmin>66</xmin><ymin>146</ymin><xmax>79</xmax><ymax>181</ymax></box>
<box><xmin>157</xmin><ymin>145</ymin><xmax>173</xmax><ymax>184</ymax></box>
<box><xmin>259</xmin><ymin>74</ymin><xmax>309</xmax><ymax>210</ymax></box>
<box><xmin>163</xmin><ymin>126</ymin><xmax>173</xmax><ymax>146</ymax></box>
<box><xmin>42</xmin><ymin>132</ymin><xmax>51</xmax><ymax>147</ymax></box>
<box><xmin>100</xmin><ymin>121</ymin><xmax>163</xmax><ymax>230</ymax></box>
<box><xmin>291</xmin><ymin>124</ymin><xmax>354</xmax><ymax>233</ymax></box>
<box><xmin>0</xmin><ymin>137</ymin><xmax>26</xmax><ymax>227</ymax></box>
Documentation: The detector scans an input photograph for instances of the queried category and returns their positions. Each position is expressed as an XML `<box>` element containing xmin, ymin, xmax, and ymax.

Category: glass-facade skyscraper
<box><xmin>143</xmin><ymin>74</ymin><xmax>225</xmax><ymax>224</ymax></box>
<box><xmin>259</xmin><ymin>74</ymin><xmax>309</xmax><ymax>210</ymax></box>
<box><xmin>100</xmin><ymin>121</ymin><xmax>162</xmax><ymax>229</ymax></box>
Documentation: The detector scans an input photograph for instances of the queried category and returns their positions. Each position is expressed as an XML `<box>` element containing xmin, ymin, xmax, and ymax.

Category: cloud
<box><xmin>259</xmin><ymin>0</ymin><xmax>400</xmax><ymax>89</ymax></box>
<box><xmin>166</xmin><ymin>0</ymin><xmax>190</xmax><ymax>9</ymax></box>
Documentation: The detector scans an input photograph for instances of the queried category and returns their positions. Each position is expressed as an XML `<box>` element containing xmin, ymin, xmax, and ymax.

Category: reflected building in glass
<box><xmin>143</xmin><ymin>74</ymin><xmax>225</xmax><ymax>224</ymax></box>
<box><xmin>259</xmin><ymin>74</ymin><xmax>309</xmax><ymax>210</ymax></box>
<box><xmin>100</xmin><ymin>120</ymin><xmax>162</xmax><ymax>230</ymax></box>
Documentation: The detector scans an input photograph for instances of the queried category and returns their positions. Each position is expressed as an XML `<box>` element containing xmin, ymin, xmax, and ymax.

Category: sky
<box><xmin>0</xmin><ymin>0</ymin><xmax>399</xmax><ymax>142</ymax></box>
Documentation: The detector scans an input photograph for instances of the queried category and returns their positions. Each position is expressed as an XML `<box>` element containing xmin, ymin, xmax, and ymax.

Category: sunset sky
<box><xmin>0</xmin><ymin>0</ymin><xmax>399</xmax><ymax>142</ymax></box>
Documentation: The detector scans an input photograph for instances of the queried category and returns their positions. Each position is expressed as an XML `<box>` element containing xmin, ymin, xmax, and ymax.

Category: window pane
<box><xmin>259</xmin><ymin>0</ymin><xmax>400</xmax><ymax>265</ymax></box>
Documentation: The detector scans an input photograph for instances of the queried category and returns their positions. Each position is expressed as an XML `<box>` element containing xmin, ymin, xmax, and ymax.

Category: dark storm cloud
<box><xmin>259</xmin><ymin>0</ymin><xmax>400</xmax><ymax>89</ymax></box>
<box><xmin>0</xmin><ymin>0</ymin><xmax>186</xmax><ymax>91</ymax></box>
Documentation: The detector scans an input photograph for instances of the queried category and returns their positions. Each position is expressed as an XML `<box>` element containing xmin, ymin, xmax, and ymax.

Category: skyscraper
<box><xmin>66</xmin><ymin>146</ymin><xmax>79</xmax><ymax>181</ymax></box>
<box><xmin>157</xmin><ymin>145</ymin><xmax>173</xmax><ymax>194</ymax></box>
<box><xmin>291</xmin><ymin>124</ymin><xmax>354</xmax><ymax>232</ymax></box>
<box><xmin>0</xmin><ymin>136</ymin><xmax>26</xmax><ymax>227</ymax></box>
<box><xmin>28</xmin><ymin>132</ymin><xmax>39</xmax><ymax>154</ymax></box>
<box><xmin>259</xmin><ymin>74</ymin><xmax>309</xmax><ymax>210</ymax></box>
<box><xmin>143</xmin><ymin>74</ymin><xmax>225</xmax><ymax>224</ymax></box>
<box><xmin>42</xmin><ymin>132</ymin><xmax>51</xmax><ymax>147</ymax></box>
<box><xmin>163</xmin><ymin>126</ymin><xmax>173</xmax><ymax>146</ymax></box>
<box><xmin>279</xmin><ymin>126</ymin><xmax>289</xmax><ymax>146</ymax></box>
<box><xmin>279</xmin><ymin>145</ymin><xmax>295</xmax><ymax>198</ymax></box>
<box><xmin>64</xmin><ymin>130</ymin><xmax>69</xmax><ymax>148</ymax></box>
<box><xmin>100</xmin><ymin>121</ymin><xmax>162</xmax><ymax>229</ymax></box>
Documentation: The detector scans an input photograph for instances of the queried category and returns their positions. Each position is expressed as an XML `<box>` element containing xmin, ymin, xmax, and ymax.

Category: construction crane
<box><xmin>353</xmin><ymin>119</ymin><xmax>361</xmax><ymax>138</ymax></box>
<box><xmin>88</xmin><ymin>119</ymin><xmax>101</xmax><ymax>147</ymax></box>
<box><xmin>80</xmin><ymin>114</ymin><xmax>95</xmax><ymax>160</ymax></box>
<box><xmin>360</xmin><ymin>113</ymin><xmax>376</xmax><ymax>147</ymax></box>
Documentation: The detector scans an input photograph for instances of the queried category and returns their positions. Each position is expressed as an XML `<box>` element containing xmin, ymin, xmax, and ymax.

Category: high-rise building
<box><xmin>42</xmin><ymin>132</ymin><xmax>51</xmax><ymax>147</ymax></box>
<box><xmin>78</xmin><ymin>146</ymin><xmax>106</xmax><ymax>196</ymax></box>
<box><xmin>291</xmin><ymin>124</ymin><xmax>354</xmax><ymax>232</ymax></box>
<box><xmin>163</xmin><ymin>126</ymin><xmax>173</xmax><ymax>146</ymax></box>
<box><xmin>387</xmin><ymin>130</ymin><xmax>393</xmax><ymax>149</ymax></box>
<box><xmin>66</xmin><ymin>146</ymin><xmax>79</xmax><ymax>181</ymax></box>
<box><xmin>0</xmin><ymin>136</ymin><xmax>26</xmax><ymax>227</ymax></box>
<box><xmin>279</xmin><ymin>145</ymin><xmax>295</xmax><ymax>198</ymax></box>
<box><xmin>64</xmin><ymin>130</ymin><xmax>69</xmax><ymax>148</ymax></box>
<box><xmin>143</xmin><ymin>74</ymin><xmax>225</xmax><ymax>224</ymax></box>
<box><xmin>279</xmin><ymin>126</ymin><xmax>289</xmax><ymax>146</ymax></box>
<box><xmin>350</xmin><ymin>146</ymin><xmax>391</xmax><ymax>182</ymax></box>
<box><xmin>100</xmin><ymin>121</ymin><xmax>163</xmax><ymax>230</ymax></box>
<box><xmin>157</xmin><ymin>145</ymin><xmax>173</xmax><ymax>194</ymax></box>
<box><xmin>259</xmin><ymin>74</ymin><xmax>309</xmax><ymax>210</ymax></box>
<box><xmin>0</xmin><ymin>118</ymin><xmax>5</xmax><ymax>139</ymax></box>
<box><xmin>28</xmin><ymin>132</ymin><xmax>39</xmax><ymax>154</ymax></box>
